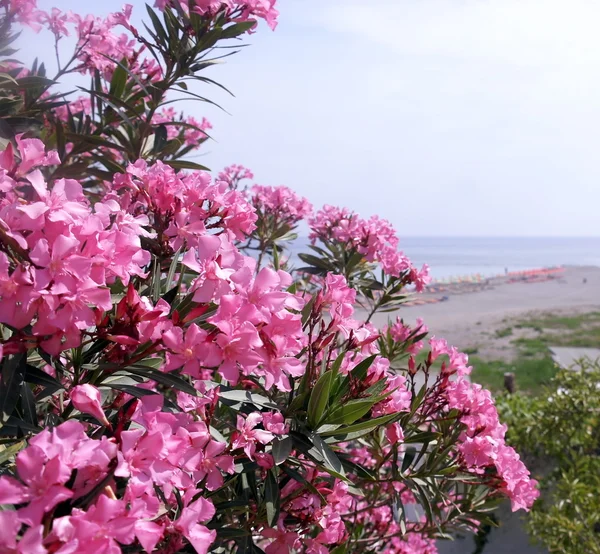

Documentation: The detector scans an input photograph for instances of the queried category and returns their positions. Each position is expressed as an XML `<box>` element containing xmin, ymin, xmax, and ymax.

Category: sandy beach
<box><xmin>368</xmin><ymin>266</ymin><xmax>600</xmax><ymax>358</ymax></box>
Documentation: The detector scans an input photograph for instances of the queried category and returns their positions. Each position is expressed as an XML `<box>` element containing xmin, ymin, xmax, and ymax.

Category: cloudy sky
<box><xmin>22</xmin><ymin>0</ymin><xmax>600</xmax><ymax>236</ymax></box>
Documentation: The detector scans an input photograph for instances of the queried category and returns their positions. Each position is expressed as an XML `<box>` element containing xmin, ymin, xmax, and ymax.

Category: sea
<box><xmin>285</xmin><ymin>237</ymin><xmax>600</xmax><ymax>281</ymax></box>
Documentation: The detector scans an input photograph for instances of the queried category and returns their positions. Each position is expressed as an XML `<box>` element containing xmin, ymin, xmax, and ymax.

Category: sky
<box><xmin>18</xmin><ymin>0</ymin><xmax>600</xmax><ymax>236</ymax></box>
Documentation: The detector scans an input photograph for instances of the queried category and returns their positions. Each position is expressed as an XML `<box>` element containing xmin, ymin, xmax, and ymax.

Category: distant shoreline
<box><xmin>364</xmin><ymin>266</ymin><xmax>600</xmax><ymax>354</ymax></box>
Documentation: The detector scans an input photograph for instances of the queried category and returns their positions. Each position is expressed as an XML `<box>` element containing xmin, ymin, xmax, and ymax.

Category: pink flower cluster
<box><xmin>111</xmin><ymin>159</ymin><xmax>256</xmax><ymax>247</ymax></box>
<box><xmin>1</xmin><ymin>0</ymin><xmax>44</xmax><ymax>29</ymax></box>
<box><xmin>428</xmin><ymin>336</ymin><xmax>472</xmax><ymax>377</ymax></box>
<box><xmin>105</xmin><ymin>162</ymin><xmax>305</xmax><ymax>391</ymax></box>
<box><xmin>309</xmin><ymin>205</ymin><xmax>431</xmax><ymax>290</ymax></box>
<box><xmin>249</xmin><ymin>184</ymin><xmax>313</xmax><ymax>226</ymax></box>
<box><xmin>0</xmin><ymin>137</ymin><xmax>150</xmax><ymax>355</ymax></box>
<box><xmin>0</xmin><ymin>398</ymin><xmax>226</xmax><ymax>553</ymax></box>
<box><xmin>218</xmin><ymin>164</ymin><xmax>254</xmax><ymax>189</ymax></box>
<box><xmin>385</xmin><ymin>316</ymin><xmax>428</xmax><ymax>355</ymax></box>
<box><xmin>446</xmin><ymin>378</ymin><xmax>540</xmax><ymax>511</ymax></box>
<box><xmin>154</xmin><ymin>0</ymin><xmax>279</xmax><ymax>30</ymax></box>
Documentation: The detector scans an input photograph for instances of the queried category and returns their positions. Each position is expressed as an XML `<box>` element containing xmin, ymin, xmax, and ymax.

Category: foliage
<box><xmin>0</xmin><ymin>1</ymin><xmax>537</xmax><ymax>553</ymax></box>
<box><xmin>497</xmin><ymin>364</ymin><xmax>600</xmax><ymax>553</ymax></box>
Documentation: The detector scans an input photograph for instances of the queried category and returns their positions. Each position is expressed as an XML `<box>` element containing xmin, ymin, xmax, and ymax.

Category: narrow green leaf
<box><xmin>221</xmin><ymin>20</ymin><xmax>256</xmax><ymax>39</ymax></box>
<box><xmin>264</xmin><ymin>469</ymin><xmax>280</xmax><ymax>527</ymax></box>
<box><xmin>153</xmin><ymin>124</ymin><xmax>168</xmax><ymax>153</ymax></box>
<box><xmin>109</xmin><ymin>57</ymin><xmax>128</xmax><ymax>99</ymax></box>
<box><xmin>24</xmin><ymin>364</ymin><xmax>62</xmax><ymax>390</ymax></box>
<box><xmin>124</xmin><ymin>366</ymin><xmax>196</xmax><ymax>395</ymax></box>
<box><xmin>324</xmin><ymin>398</ymin><xmax>374</xmax><ymax>426</ymax></box>
<box><xmin>19</xmin><ymin>383</ymin><xmax>36</xmax><ymax>425</ymax></box>
<box><xmin>164</xmin><ymin>159</ymin><xmax>210</xmax><ymax>172</ymax></box>
<box><xmin>320</xmin><ymin>413</ymin><xmax>399</xmax><ymax>438</ymax></box>
<box><xmin>307</xmin><ymin>371</ymin><xmax>333</xmax><ymax>428</ymax></box>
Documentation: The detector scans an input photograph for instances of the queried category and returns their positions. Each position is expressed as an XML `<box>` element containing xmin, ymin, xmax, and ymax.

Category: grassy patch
<box><xmin>463</xmin><ymin>347</ymin><xmax>479</xmax><ymax>355</ymax></box>
<box><xmin>515</xmin><ymin>312</ymin><xmax>600</xmax><ymax>332</ymax></box>
<box><xmin>471</xmin><ymin>310</ymin><xmax>600</xmax><ymax>394</ymax></box>
<box><xmin>470</xmin><ymin>355</ymin><xmax>558</xmax><ymax>395</ymax></box>
<box><xmin>495</xmin><ymin>327</ymin><xmax>513</xmax><ymax>338</ymax></box>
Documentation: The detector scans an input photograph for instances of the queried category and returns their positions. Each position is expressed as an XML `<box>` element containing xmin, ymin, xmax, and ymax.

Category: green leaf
<box><xmin>124</xmin><ymin>366</ymin><xmax>197</xmax><ymax>395</ymax></box>
<box><xmin>146</xmin><ymin>4</ymin><xmax>168</xmax><ymax>45</ymax></box>
<box><xmin>0</xmin><ymin>415</ymin><xmax>40</xmax><ymax>436</ymax></box>
<box><xmin>221</xmin><ymin>20</ymin><xmax>256</xmax><ymax>39</ymax></box>
<box><xmin>286</xmin><ymin>391</ymin><xmax>308</xmax><ymax>414</ymax></box>
<box><xmin>153</xmin><ymin>124</ymin><xmax>168</xmax><ymax>154</ymax></box>
<box><xmin>310</xmin><ymin>434</ymin><xmax>347</xmax><ymax>480</ymax></box>
<box><xmin>19</xmin><ymin>382</ymin><xmax>36</xmax><ymax>425</ymax></box>
<box><xmin>271</xmin><ymin>436</ymin><xmax>293</xmax><ymax>465</ymax></box>
<box><xmin>218</xmin><ymin>389</ymin><xmax>278</xmax><ymax>410</ymax></box>
<box><xmin>363</xmin><ymin>377</ymin><xmax>389</xmax><ymax>399</ymax></box>
<box><xmin>297</xmin><ymin>253</ymin><xmax>335</xmax><ymax>272</ymax></box>
<box><xmin>0</xmin><ymin>354</ymin><xmax>26</xmax><ymax>423</ymax></box>
<box><xmin>307</xmin><ymin>371</ymin><xmax>333</xmax><ymax>428</ymax></box>
<box><xmin>300</xmin><ymin>294</ymin><xmax>316</xmax><ymax>327</ymax></box>
<box><xmin>161</xmin><ymin>285</ymin><xmax>179</xmax><ymax>306</ymax></box>
<box><xmin>320</xmin><ymin>413</ymin><xmax>399</xmax><ymax>439</ymax></box>
<box><xmin>103</xmin><ymin>384</ymin><xmax>161</xmax><ymax>399</ymax></box>
<box><xmin>264</xmin><ymin>469</ymin><xmax>280</xmax><ymax>527</ymax></box>
<box><xmin>324</xmin><ymin>398</ymin><xmax>374</xmax><ymax>426</ymax></box>
<box><xmin>164</xmin><ymin>159</ymin><xmax>210</xmax><ymax>172</ymax></box>
<box><xmin>0</xmin><ymin>439</ymin><xmax>27</xmax><ymax>464</ymax></box>
<box><xmin>401</xmin><ymin>446</ymin><xmax>417</xmax><ymax>473</ymax></box>
<box><xmin>350</xmin><ymin>355</ymin><xmax>377</xmax><ymax>382</ymax></box>
<box><xmin>24</xmin><ymin>364</ymin><xmax>62</xmax><ymax>390</ymax></box>
<box><xmin>403</xmin><ymin>431</ymin><xmax>441</xmax><ymax>444</ymax></box>
<box><xmin>109</xmin><ymin>58</ymin><xmax>128</xmax><ymax>99</ymax></box>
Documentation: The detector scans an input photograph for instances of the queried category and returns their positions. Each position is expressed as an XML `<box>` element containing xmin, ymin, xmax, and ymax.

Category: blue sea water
<box><xmin>285</xmin><ymin>237</ymin><xmax>600</xmax><ymax>281</ymax></box>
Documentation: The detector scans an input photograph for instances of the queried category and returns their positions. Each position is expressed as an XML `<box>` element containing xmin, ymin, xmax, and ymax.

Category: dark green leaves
<box><xmin>123</xmin><ymin>365</ymin><xmax>197</xmax><ymax>395</ymax></box>
<box><xmin>264</xmin><ymin>469</ymin><xmax>280</xmax><ymax>527</ymax></box>
<box><xmin>0</xmin><ymin>353</ymin><xmax>26</xmax><ymax>423</ymax></box>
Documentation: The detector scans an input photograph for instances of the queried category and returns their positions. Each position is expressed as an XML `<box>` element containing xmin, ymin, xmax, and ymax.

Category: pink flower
<box><xmin>429</xmin><ymin>337</ymin><xmax>449</xmax><ymax>361</ymax></box>
<box><xmin>15</xmin><ymin>135</ymin><xmax>60</xmax><ymax>175</ymax></box>
<box><xmin>218</xmin><ymin>164</ymin><xmax>254</xmax><ymax>189</ymax></box>
<box><xmin>0</xmin><ymin>421</ymin><xmax>116</xmax><ymax>526</ymax></box>
<box><xmin>262</xmin><ymin>525</ymin><xmax>299</xmax><ymax>554</ymax></box>
<box><xmin>249</xmin><ymin>185</ymin><xmax>312</xmax><ymax>225</ymax></box>
<box><xmin>52</xmin><ymin>495</ymin><xmax>138</xmax><ymax>553</ymax></box>
<box><xmin>232</xmin><ymin>413</ymin><xmax>274</xmax><ymax>460</ymax></box>
<box><xmin>196</xmin><ymin>439</ymin><xmax>235</xmax><ymax>491</ymax></box>
<box><xmin>386</xmin><ymin>422</ymin><xmax>405</xmax><ymax>445</ymax></box>
<box><xmin>0</xmin><ymin>510</ymin><xmax>46</xmax><ymax>554</ymax></box>
<box><xmin>459</xmin><ymin>436</ymin><xmax>497</xmax><ymax>468</ymax></box>
<box><xmin>70</xmin><ymin>384</ymin><xmax>111</xmax><ymax>427</ymax></box>
<box><xmin>163</xmin><ymin>324</ymin><xmax>220</xmax><ymax>377</ymax></box>
<box><xmin>172</xmin><ymin>497</ymin><xmax>217</xmax><ymax>554</ymax></box>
